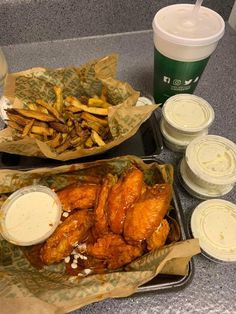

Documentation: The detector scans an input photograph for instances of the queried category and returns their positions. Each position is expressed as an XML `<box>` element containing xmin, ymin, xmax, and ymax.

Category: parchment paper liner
<box><xmin>0</xmin><ymin>55</ymin><xmax>158</xmax><ymax>160</ymax></box>
<box><xmin>0</xmin><ymin>156</ymin><xmax>200</xmax><ymax>313</ymax></box>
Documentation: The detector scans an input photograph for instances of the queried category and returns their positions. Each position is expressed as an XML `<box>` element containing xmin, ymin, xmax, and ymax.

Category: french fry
<box><xmin>70</xmin><ymin>136</ymin><xmax>83</xmax><ymax>147</ymax></box>
<box><xmin>27</xmin><ymin>103</ymin><xmax>38</xmax><ymax>111</ymax></box>
<box><xmin>87</xmin><ymin>97</ymin><xmax>111</xmax><ymax>109</ymax></box>
<box><xmin>22</xmin><ymin>119</ymin><xmax>35</xmax><ymax>138</ymax></box>
<box><xmin>33</xmin><ymin>121</ymin><xmax>49</xmax><ymax>128</ymax></box>
<box><xmin>55</xmin><ymin>137</ymin><xmax>71</xmax><ymax>154</ymax></box>
<box><xmin>6</xmin><ymin>110</ymin><xmax>30</xmax><ymax>126</ymax></box>
<box><xmin>7</xmin><ymin>120</ymin><xmax>24</xmax><ymax>132</ymax></box>
<box><xmin>36</xmin><ymin>99</ymin><xmax>64</xmax><ymax>123</ymax></box>
<box><xmin>85</xmin><ymin>136</ymin><xmax>93</xmax><ymax>148</ymax></box>
<box><xmin>53</xmin><ymin>86</ymin><xmax>63</xmax><ymax>113</ymax></box>
<box><xmin>65</xmin><ymin>96</ymin><xmax>108</xmax><ymax>116</ymax></box>
<box><xmin>31</xmin><ymin>126</ymin><xmax>54</xmax><ymax>136</ymax></box>
<box><xmin>87</xmin><ymin>97</ymin><xmax>104</xmax><ymax>107</ymax></box>
<box><xmin>81</xmin><ymin>112</ymin><xmax>108</xmax><ymax>126</ymax></box>
<box><xmin>45</xmin><ymin>133</ymin><xmax>62</xmax><ymax>148</ymax></box>
<box><xmin>65</xmin><ymin>105</ymin><xmax>82</xmax><ymax>113</ymax></box>
<box><xmin>91</xmin><ymin>130</ymin><xmax>106</xmax><ymax>147</ymax></box>
<box><xmin>81</xmin><ymin>120</ymin><xmax>106</xmax><ymax>137</ymax></box>
<box><xmin>29</xmin><ymin>133</ymin><xmax>43</xmax><ymax>141</ymax></box>
<box><xmin>49</xmin><ymin>122</ymin><xmax>69</xmax><ymax>133</ymax></box>
<box><xmin>13</xmin><ymin>109</ymin><xmax>56</xmax><ymax>122</ymax></box>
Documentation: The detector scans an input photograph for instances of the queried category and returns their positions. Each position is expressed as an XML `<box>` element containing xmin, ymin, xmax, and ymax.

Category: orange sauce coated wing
<box><xmin>108</xmin><ymin>167</ymin><xmax>143</xmax><ymax>234</ymax></box>
<box><xmin>57</xmin><ymin>183</ymin><xmax>100</xmax><ymax>212</ymax></box>
<box><xmin>40</xmin><ymin>209</ymin><xmax>93</xmax><ymax>265</ymax></box>
<box><xmin>87</xmin><ymin>233</ymin><xmax>143</xmax><ymax>269</ymax></box>
<box><xmin>92</xmin><ymin>174</ymin><xmax>116</xmax><ymax>238</ymax></box>
<box><xmin>124</xmin><ymin>184</ymin><xmax>172</xmax><ymax>243</ymax></box>
<box><xmin>146</xmin><ymin>219</ymin><xmax>170</xmax><ymax>251</ymax></box>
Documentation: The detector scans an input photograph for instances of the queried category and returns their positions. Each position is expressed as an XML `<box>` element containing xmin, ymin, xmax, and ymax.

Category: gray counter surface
<box><xmin>1</xmin><ymin>23</ymin><xmax>236</xmax><ymax>314</ymax></box>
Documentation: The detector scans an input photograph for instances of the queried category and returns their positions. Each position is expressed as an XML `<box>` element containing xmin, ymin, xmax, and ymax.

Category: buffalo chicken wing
<box><xmin>40</xmin><ymin>209</ymin><xmax>93</xmax><ymax>265</ymax></box>
<box><xmin>57</xmin><ymin>183</ymin><xmax>100</xmax><ymax>212</ymax></box>
<box><xmin>108</xmin><ymin>167</ymin><xmax>143</xmax><ymax>234</ymax></box>
<box><xmin>87</xmin><ymin>233</ymin><xmax>143</xmax><ymax>269</ymax></box>
<box><xmin>124</xmin><ymin>184</ymin><xmax>172</xmax><ymax>244</ymax></box>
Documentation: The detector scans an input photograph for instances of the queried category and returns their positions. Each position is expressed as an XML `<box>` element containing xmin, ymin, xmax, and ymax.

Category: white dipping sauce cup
<box><xmin>0</xmin><ymin>185</ymin><xmax>62</xmax><ymax>246</ymax></box>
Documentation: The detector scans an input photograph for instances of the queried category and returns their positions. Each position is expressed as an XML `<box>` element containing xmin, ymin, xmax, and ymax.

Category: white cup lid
<box><xmin>152</xmin><ymin>4</ymin><xmax>225</xmax><ymax>46</ymax></box>
<box><xmin>162</xmin><ymin>94</ymin><xmax>215</xmax><ymax>134</ymax></box>
<box><xmin>186</xmin><ymin>135</ymin><xmax>236</xmax><ymax>185</ymax></box>
<box><xmin>191</xmin><ymin>199</ymin><xmax>236</xmax><ymax>262</ymax></box>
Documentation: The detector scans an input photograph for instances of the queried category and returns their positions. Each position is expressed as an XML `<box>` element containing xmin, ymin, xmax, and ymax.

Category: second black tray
<box><xmin>0</xmin><ymin>111</ymin><xmax>163</xmax><ymax>169</ymax></box>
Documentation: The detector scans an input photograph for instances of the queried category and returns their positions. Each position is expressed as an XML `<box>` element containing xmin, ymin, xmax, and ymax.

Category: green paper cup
<box><xmin>152</xmin><ymin>4</ymin><xmax>225</xmax><ymax>104</ymax></box>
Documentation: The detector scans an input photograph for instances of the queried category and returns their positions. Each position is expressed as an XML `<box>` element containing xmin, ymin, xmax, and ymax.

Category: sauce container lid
<box><xmin>162</xmin><ymin>94</ymin><xmax>215</xmax><ymax>134</ymax></box>
<box><xmin>179</xmin><ymin>158</ymin><xmax>233</xmax><ymax>199</ymax></box>
<box><xmin>191</xmin><ymin>199</ymin><xmax>236</xmax><ymax>262</ymax></box>
<box><xmin>186</xmin><ymin>135</ymin><xmax>236</xmax><ymax>185</ymax></box>
<box><xmin>0</xmin><ymin>185</ymin><xmax>62</xmax><ymax>246</ymax></box>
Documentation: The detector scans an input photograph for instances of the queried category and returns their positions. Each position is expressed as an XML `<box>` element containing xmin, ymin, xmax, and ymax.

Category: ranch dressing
<box><xmin>191</xmin><ymin>199</ymin><xmax>236</xmax><ymax>262</ymax></box>
<box><xmin>0</xmin><ymin>185</ymin><xmax>62</xmax><ymax>245</ymax></box>
<box><xmin>161</xmin><ymin>94</ymin><xmax>214</xmax><ymax>152</ymax></box>
<box><xmin>179</xmin><ymin>135</ymin><xmax>236</xmax><ymax>199</ymax></box>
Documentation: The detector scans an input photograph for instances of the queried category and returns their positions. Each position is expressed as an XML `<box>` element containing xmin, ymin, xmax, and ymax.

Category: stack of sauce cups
<box><xmin>179</xmin><ymin>135</ymin><xmax>236</xmax><ymax>199</ymax></box>
<box><xmin>160</xmin><ymin>94</ymin><xmax>215</xmax><ymax>152</ymax></box>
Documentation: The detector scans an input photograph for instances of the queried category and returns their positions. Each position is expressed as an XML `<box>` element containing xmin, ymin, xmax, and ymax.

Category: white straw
<box><xmin>192</xmin><ymin>0</ymin><xmax>204</xmax><ymax>16</ymax></box>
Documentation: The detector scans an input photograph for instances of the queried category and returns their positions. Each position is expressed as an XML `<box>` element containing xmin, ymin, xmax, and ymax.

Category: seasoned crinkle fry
<box><xmin>6</xmin><ymin>85</ymin><xmax>113</xmax><ymax>153</ymax></box>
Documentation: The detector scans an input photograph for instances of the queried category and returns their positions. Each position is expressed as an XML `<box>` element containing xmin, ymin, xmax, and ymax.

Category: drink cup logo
<box><xmin>163</xmin><ymin>76</ymin><xmax>200</xmax><ymax>86</ymax></box>
<box><xmin>173</xmin><ymin>79</ymin><xmax>181</xmax><ymax>86</ymax></box>
<box><xmin>184</xmin><ymin>79</ymin><xmax>192</xmax><ymax>85</ymax></box>
<box><xmin>163</xmin><ymin>76</ymin><xmax>171</xmax><ymax>84</ymax></box>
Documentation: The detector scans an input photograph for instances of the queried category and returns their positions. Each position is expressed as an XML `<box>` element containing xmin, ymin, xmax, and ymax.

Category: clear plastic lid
<box><xmin>162</xmin><ymin>94</ymin><xmax>215</xmax><ymax>134</ymax></box>
<box><xmin>185</xmin><ymin>135</ymin><xmax>236</xmax><ymax>185</ymax></box>
<box><xmin>191</xmin><ymin>199</ymin><xmax>236</xmax><ymax>262</ymax></box>
<box><xmin>0</xmin><ymin>185</ymin><xmax>62</xmax><ymax>246</ymax></box>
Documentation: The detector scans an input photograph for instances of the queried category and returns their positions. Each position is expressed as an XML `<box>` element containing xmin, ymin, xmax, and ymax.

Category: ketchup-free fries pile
<box><xmin>6</xmin><ymin>86</ymin><xmax>112</xmax><ymax>154</ymax></box>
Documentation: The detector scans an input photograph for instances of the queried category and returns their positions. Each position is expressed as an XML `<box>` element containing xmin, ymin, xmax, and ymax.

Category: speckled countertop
<box><xmin>0</xmin><ymin>23</ymin><xmax>236</xmax><ymax>314</ymax></box>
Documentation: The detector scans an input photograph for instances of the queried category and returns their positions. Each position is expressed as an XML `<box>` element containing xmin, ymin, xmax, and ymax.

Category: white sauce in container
<box><xmin>0</xmin><ymin>185</ymin><xmax>62</xmax><ymax>246</ymax></box>
<box><xmin>180</xmin><ymin>135</ymin><xmax>236</xmax><ymax>199</ymax></box>
<box><xmin>161</xmin><ymin>94</ymin><xmax>214</xmax><ymax>152</ymax></box>
<box><xmin>191</xmin><ymin>199</ymin><xmax>236</xmax><ymax>262</ymax></box>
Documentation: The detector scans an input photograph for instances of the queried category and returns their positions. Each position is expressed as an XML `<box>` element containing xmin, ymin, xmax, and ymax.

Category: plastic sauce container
<box><xmin>179</xmin><ymin>135</ymin><xmax>236</xmax><ymax>199</ymax></box>
<box><xmin>0</xmin><ymin>185</ymin><xmax>62</xmax><ymax>246</ymax></box>
<box><xmin>190</xmin><ymin>199</ymin><xmax>236</xmax><ymax>263</ymax></box>
<box><xmin>160</xmin><ymin>94</ymin><xmax>215</xmax><ymax>152</ymax></box>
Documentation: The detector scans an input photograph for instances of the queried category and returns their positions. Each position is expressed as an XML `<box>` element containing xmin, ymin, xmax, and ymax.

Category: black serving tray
<box><xmin>0</xmin><ymin>113</ymin><xmax>194</xmax><ymax>292</ymax></box>
<box><xmin>136</xmin><ymin>156</ymin><xmax>194</xmax><ymax>293</ymax></box>
<box><xmin>0</xmin><ymin>110</ymin><xmax>163</xmax><ymax>169</ymax></box>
